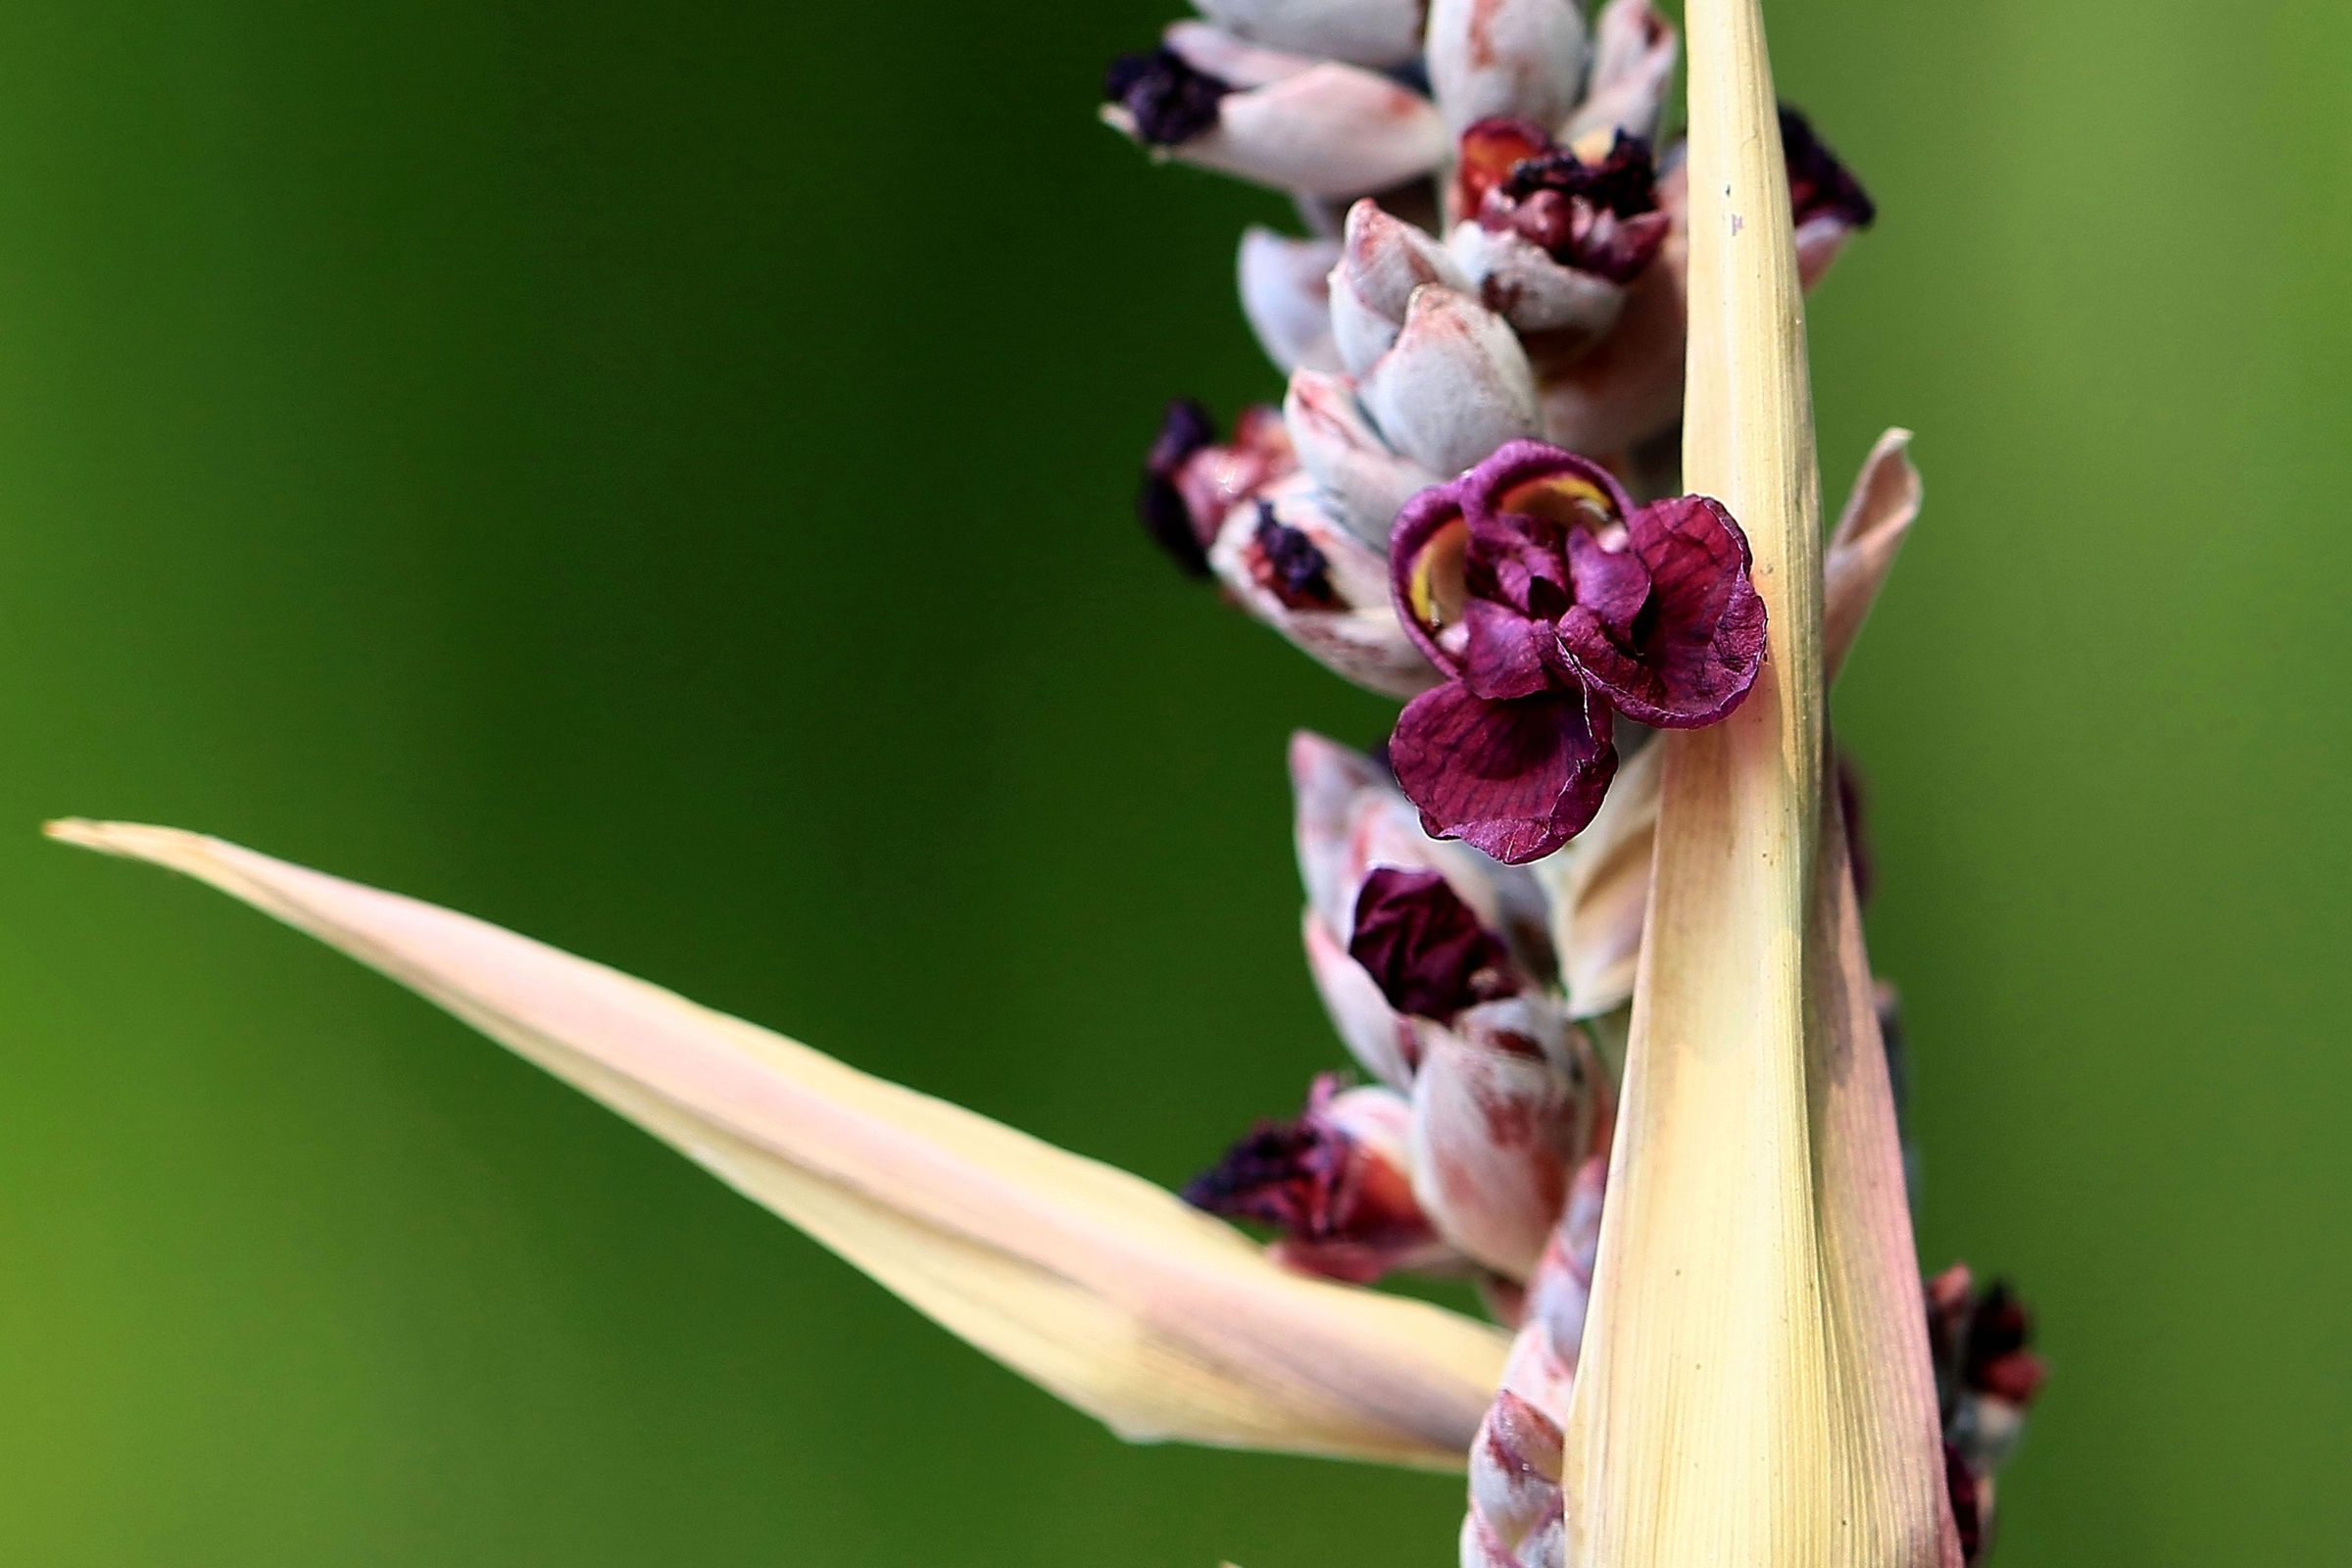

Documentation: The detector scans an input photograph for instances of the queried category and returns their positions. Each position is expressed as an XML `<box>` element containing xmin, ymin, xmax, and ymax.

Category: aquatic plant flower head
<box><xmin>54</xmin><ymin>0</ymin><xmax>2044</xmax><ymax>1564</ymax></box>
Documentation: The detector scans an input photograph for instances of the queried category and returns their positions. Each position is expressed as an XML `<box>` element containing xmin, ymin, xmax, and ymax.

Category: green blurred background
<box><xmin>0</xmin><ymin>0</ymin><xmax>2341</xmax><ymax>1561</ymax></box>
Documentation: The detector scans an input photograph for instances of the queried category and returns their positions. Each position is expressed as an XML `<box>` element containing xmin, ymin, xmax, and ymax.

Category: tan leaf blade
<box><xmin>49</xmin><ymin>819</ymin><xmax>1509</xmax><ymax>1471</ymax></box>
<box><xmin>1556</xmin><ymin>0</ymin><xmax>1958</xmax><ymax>1558</ymax></box>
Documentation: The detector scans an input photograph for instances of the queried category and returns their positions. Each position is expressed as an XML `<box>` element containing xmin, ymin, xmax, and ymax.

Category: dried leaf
<box><xmin>49</xmin><ymin>820</ymin><xmax>1510</xmax><ymax>1472</ymax></box>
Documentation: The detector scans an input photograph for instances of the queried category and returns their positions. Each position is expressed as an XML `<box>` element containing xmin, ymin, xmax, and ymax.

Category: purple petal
<box><xmin>1460</xmin><ymin>598</ymin><xmax>1558</xmax><ymax>701</ymax></box>
<box><xmin>1559</xmin><ymin>493</ymin><xmax>1765</xmax><ymax>727</ymax></box>
<box><xmin>1390</xmin><ymin>477</ymin><xmax>1476</xmax><ymax>673</ymax></box>
<box><xmin>1388</xmin><ymin>681</ymin><xmax>1617</xmax><ymax>864</ymax></box>
<box><xmin>1348</xmin><ymin>866</ymin><xmax>1516</xmax><ymax>1020</ymax></box>
<box><xmin>1564</xmin><ymin>525</ymin><xmax>1649</xmax><ymax>639</ymax></box>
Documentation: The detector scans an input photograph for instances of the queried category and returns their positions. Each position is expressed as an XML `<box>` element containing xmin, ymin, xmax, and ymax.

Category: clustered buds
<box><xmin>1102</xmin><ymin>1</ymin><xmax>2040</xmax><ymax>1560</ymax></box>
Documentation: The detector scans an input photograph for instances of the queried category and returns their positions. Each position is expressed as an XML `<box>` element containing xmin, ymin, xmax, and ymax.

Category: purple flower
<box><xmin>1385</xmin><ymin>439</ymin><xmax>1767</xmax><ymax>862</ymax></box>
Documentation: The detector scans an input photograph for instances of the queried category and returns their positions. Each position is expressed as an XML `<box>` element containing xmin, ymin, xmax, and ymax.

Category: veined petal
<box><xmin>1180</xmin><ymin>65</ymin><xmax>1450</xmax><ymax>200</ymax></box>
<box><xmin>1239</xmin><ymin>228</ymin><xmax>1344</xmax><ymax>374</ymax></box>
<box><xmin>49</xmin><ymin>820</ymin><xmax>1512</xmax><ymax>1472</ymax></box>
<box><xmin>1426</xmin><ymin>0</ymin><xmax>1591</xmax><ymax>140</ymax></box>
<box><xmin>1193</xmin><ymin>0</ymin><xmax>1428</xmax><ymax>69</ymax></box>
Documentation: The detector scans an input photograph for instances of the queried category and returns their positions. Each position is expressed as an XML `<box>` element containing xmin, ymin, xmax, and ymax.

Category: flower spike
<box><xmin>48</xmin><ymin>820</ymin><xmax>1511</xmax><ymax>1471</ymax></box>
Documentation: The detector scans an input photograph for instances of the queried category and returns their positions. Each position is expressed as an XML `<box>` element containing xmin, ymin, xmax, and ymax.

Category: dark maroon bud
<box><xmin>1347</xmin><ymin>866</ymin><xmax>1516</xmax><ymax>1019</ymax></box>
<box><xmin>1181</xmin><ymin>1074</ymin><xmax>1443</xmax><ymax>1285</ymax></box>
<box><xmin>1251</xmin><ymin>500</ymin><xmax>1339</xmax><ymax>609</ymax></box>
<box><xmin>1136</xmin><ymin>398</ymin><xmax>1218</xmax><ymax>577</ymax></box>
<box><xmin>1778</xmin><ymin>104</ymin><xmax>1877</xmax><ymax>229</ymax></box>
<box><xmin>1944</xmin><ymin>1442</ymin><xmax>1985</xmax><ymax>1564</ymax></box>
<box><xmin>1104</xmin><ymin>47</ymin><xmax>1232</xmax><ymax>148</ymax></box>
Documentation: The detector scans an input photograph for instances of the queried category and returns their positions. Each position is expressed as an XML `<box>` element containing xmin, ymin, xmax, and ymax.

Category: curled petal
<box><xmin>1390</xmin><ymin>681</ymin><xmax>1616</xmax><ymax>864</ymax></box>
<box><xmin>1348</xmin><ymin>865</ymin><xmax>1517</xmax><ymax>1020</ymax></box>
<box><xmin>1407</xmin><ymin>997</ymin><xmax>1599</xmax><ymax>1277</ymax></box>
<box><xmin>1561</xmin><ymin>0</ymin><xmax>1679</xmax><ymax>146</ymax></box>
<box><xmin>1193</xmin><ymin>0</ymin><xmax>1428</xmax><ymax>69</ymax></box>
<box><xmin>1184</xmin><ymin>1075</ymin><xmax>1457</xmax><ymax>1285</ymax></box>
<box><xmin>1160</xmin><ymin>64</ymin><xmax>1450</xmax><ymax>199</ymax></box>
<box><xmin>1239</xmin><ymin>228</ymin><xmax>1343</xmax><ymax>373</ymax></box>
<box><xmin>1447</xmin><ymin>221</ymin><xmax>1630</xmax><ymax>339</ymax></box>
<box><xmin>1558</xmin><ymin>494</ymin><xmax>1766</xmax><ymax>727</ymax></box>
<box><xmin>1284</xmin><ymin>368</ymin><xmax>1442</xmax><ymax>545</ymax></box>
<box><xmin>1212</xmin><ymin>475</ymin><xmax>1443</xmax><ymax>698</ymax></box>
<box><xmin>1426</xmin><ymin>0</ymin><xmax>1591</xmax><ymax>139</ymax></box>
<box><xmin>1361</xmin><ymin>287</ymin><xmax>1542</xmax><ymax>477</ymax></box>
<box><xmin>50</xmin><ymin>821</ymin><xmax>1512</xmax><ymax>1469</ymax></box>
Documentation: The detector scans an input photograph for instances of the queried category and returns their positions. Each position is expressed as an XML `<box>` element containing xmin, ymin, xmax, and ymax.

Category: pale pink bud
<box><xmin>1283</xmin><ymin>368</ymin><xmax>1442</xmax><ymax>544</ymax></box>
<box><xmin>1193</xmin><ymin>0</ymin><xmax>1429</xmax><ymax>69</ymax></box>
<box><xmin>1239</xmin><ymin>227</ymin><xmax>1343</xmax><ymax>374</ymax></box>
<box><xmin>1181</xmin><ymin>64</ymin><xmax>1450</xmax><ymax>199</ymax></box>
<box><xmin>1445</xmin><ymin>220</ymin><xmax>1631</xmax><ymax>338</ymax></box>
<box><xmin>1208</xmin><ymin>473</ymin><xmax>1441</xmax><ymax>698</ymax></box>
<box><xmin>1407</xmin><ymin>996</ymin><xmax>1602</xmax><ymax>1278</ymax></box>
<box><xmin>1361</xmin><ymin>285</ymin><xmax>1543</xmax><ymax>477</ymax></box>
<box><xmin>1426</xmin><ymin>0</ymin><xmax>1591</xmax><ymax>139</ymax></box>
<box><xmin>1462</xmin><ymin>1390</ymin><xmax>1569</xmax><ymax>1568</ymax></box>
<box><xmin>1560</xmin><ymin>0</ymin><xmax>1678</xmax><ymax>147</ymax></box>
<box><xmin>1330</xmin><ymin>199</ymin><xmax>1476</xmax><ymax>375</ymax></box>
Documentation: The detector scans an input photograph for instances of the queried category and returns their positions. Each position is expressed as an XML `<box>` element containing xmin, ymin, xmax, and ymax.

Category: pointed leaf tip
<box><xmin>50</xmin><ymin>819</ymin><xmax>1511</xmax><ymax>1471</ymax></box>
